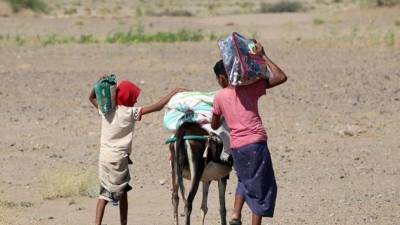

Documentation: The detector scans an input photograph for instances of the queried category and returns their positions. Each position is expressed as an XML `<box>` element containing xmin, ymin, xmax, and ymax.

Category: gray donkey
<box><xmin>168</xmin><ymin>122</ymin><xmax>232</xmax><ymax>225</ymax></box>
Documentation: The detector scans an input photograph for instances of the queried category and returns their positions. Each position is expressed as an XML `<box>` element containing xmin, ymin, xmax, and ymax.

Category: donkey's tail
<box><xmin>175</xmin><ymin>124</ymin><xmax>187</xmax><ymax>201</ymax></box>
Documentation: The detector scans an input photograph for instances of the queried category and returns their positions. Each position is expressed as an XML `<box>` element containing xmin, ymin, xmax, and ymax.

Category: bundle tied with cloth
<box><xmin>218</xmin><ymin>32</ymin><xmax>270</xmax><ymax>86</ymax></box>
<box><xmin>163</xmin><ymin>91</ymin><xmax>231</xmax><ymax>162</ymax></box>
<box><xmin>95</xmin><ymin>74</ymin><xmax>117</xmax><ymax>115</ymax></box>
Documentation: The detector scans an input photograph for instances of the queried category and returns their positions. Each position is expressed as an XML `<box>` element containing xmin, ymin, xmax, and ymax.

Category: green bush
<box><xmin>40</xmin><ymin>34</ymin><xmax>75</xmax><ymax>46</ymax></box>
<box><xmin>357</xmin><ymin>0</ymin><xmax>400</xmax><ymax>7</ymax></box>
<box><xmin>313</xmin><ymin>17</ymin><xmax>325</xmax><ymax>25</ymax></box>
<box><xmin>0</xmin><ymin>29</ymin><xmax>221</xmax><ymax>47</ymax></box>
<box><xmin>106</xmin><ymin>29</ymin><xmax>204</xmax><ymax>44</ymax></box>
<box><xmin>7</xmin><ymin>0</ymin><xmax>48</xmax><ymax>13</ymax></box>
<box><xmin>209</xmin><ymin>32</ymin><xmax>218</xmax><ymax>41</ymax></box>
<box><xmin>15</xmin><ymin>35</ymin><xmax>25</xmax><ymax>46</ymax></box>
<box><xmin>78</xmin><ymin>34</ymin><xmax>98</xmax><ymax>44</ymax></box>
<box><xmin>384</xmin><ymin>31</ymin><xmax>395</xmax><ymax>46</ymax></box>
<box><xmin>260</xmin><ymin>1</ymin><xmax>304</xmax><ymax>13</ymax></box>
<box><xmin>64</xmin><ymin>7</ymin><xmax>78</xmax><ymax>15</ymax></box>
<box><xmin>153</xmin><ymin>9</ymin><xmax>193</xmax><ymax>17</ymax></box>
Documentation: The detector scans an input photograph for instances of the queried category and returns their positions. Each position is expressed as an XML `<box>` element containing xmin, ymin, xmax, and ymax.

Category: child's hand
<box><xmin>255</xmin><ymin>42</ymin><xmax>266</xmax><ymax>56</ymax></box>
<box><xmin>173</xmin><ymin>87</ymin><xmax>189</xmax><ymax>94</ymax></box>
<box><xmin>140</xmin><ymin>87</ymin><xmax>190</xmax><ymax>116</ymax></box>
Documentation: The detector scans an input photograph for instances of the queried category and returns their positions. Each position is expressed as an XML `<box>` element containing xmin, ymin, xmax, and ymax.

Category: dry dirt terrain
<box><xmin>0</xmin><ymin>1</ymin><xmax>399</xmax><ymax>225</ymax></box>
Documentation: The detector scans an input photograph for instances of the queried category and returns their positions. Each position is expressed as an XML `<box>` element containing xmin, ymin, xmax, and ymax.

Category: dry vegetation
<box><xmin>0</xmin><ymin>200</ymin><xmax>34</xmax><ymax>225</ymax></box>
<box><xmin>6</xmin><ymin>0</ymin><xmax>47</xmax><ymax>13</ymax></box>
<box><xmin>40</xmin><ymin>166</ymin><xmax>97</xmax><ymax>200</ymax></box>
<box><xmin>297</xmin><ymin>28</ymin><xmax>398</xmax><ymax>48</ymax></box>
<box><xmin>4</xmin><ymin>0</ymin><xmax>400</xmax><ymax>17</ymax></box>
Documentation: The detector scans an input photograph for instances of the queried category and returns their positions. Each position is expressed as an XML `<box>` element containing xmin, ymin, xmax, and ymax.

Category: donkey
<box><xmin>169</xmin><ymin>122</ymin><xmax>232</xmax><ymax>225</ymax></box>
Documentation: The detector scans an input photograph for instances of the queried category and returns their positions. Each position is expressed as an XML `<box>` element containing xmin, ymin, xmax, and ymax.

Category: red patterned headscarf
<box><xmin>116</xmin><ymin>80</ymin><xmax>141</xmax><ymax>107</ymax></box>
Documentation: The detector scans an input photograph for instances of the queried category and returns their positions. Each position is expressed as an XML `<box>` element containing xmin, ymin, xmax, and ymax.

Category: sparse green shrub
<box><xmin>40</xmin><ymin>34</ymin><xmax>75</xmax><ymax>46</ymax></box>
<box><xmin>235</xmin><ymin>2</ymin><xmax>256</xmax><ymax>14</ymax></box>
<box><xmin>6</xmin><ymin>0</ymin><xmax>48</xmax><ymax>13</ymax></box>
<box><xmin>75</xmin><ymin>21</ymin><xmax>84</xmax><ymax>26</ymax></box>
<box><xmin>260</xmin><ymin>1</ymin><xmax>304</xmax><ymax>13</ymax></box>
<box><xmin>313</xmin><ymin>17</ymin><xmax>325</xmax><ymax>25</ymax></box>
<box><xmin>78</xmin><ymin>34</ymin><xmax>98</xmax><ymax>44</ymax></box>
<box><xmin>0</xmin><ymin>200</ymin><xmax>34</xmax><ymax>208</ymax></box>
<box><xmin>207</xmin><ymin>3</ymin><xmax>218</xmax><ymax>13</ymax></box>
<box><xmin>377</xmin><ymin>0</ymin><xmax>400</xmax><ymax>6</ymax></box>
<box><xmin>19</xmin><ymin>202</ymin><xmax>34</xmax><ymax>208</ymax></box>
<box><xmin>72</xmin><ymin>1</ymin><xmax>81</xmax><ymax>7</ymax></box>
<box><xmin>154</xmin><ymin>9</ymin><xmax>193</xmax><ymax>17</ymax></box>
<box><xmin>1</xmin><ymin>29</ymin><xmax>222</xmax><ymax>47</ymax></box>
<box><xmin>15</xmin><ymin>35</ymin><xmax>25</xmax><ymax>46</ymax></box>
<box><xmin>384</xmin><ymin>31</ymin><xmax>395</xmax><ymax>46</ymax></box>
<box><xmin>99</xmin><ymin>7</ymin><xmax>111</xmax><ymax>14</ymax></box>
<box><xmin>117</xmin><ymin>20</ymin><xmax>126</xmax><ymax>26</ymax></box>
<box><xmin>40</xmin><ymin>166</ymin><xmax>97</xmax><ymax>200</ymax></box>
<box><xmin>239</xmin><ymin>2</ymin><xmax>255</xmax><ymax>8</ymax></box>
<box><xmin>297</xmin><ymin>27</ymin><xmax>398</xmax><ymax>48</ymax></box>
<box><xmin>0</xmin><ymin>201</ymin><xmax>18</xmax><ymax>208</ymax></box>
<box><xmin>135</xmin><ymin>7</ymin><xmax>145</xmax><ymax>16</ymax></box>
<box><xmin>64</xmin><ymin>7</ymin><xmax>78</xmax><ymax>15</ymax></box>
<box><xmin>357</xmin><ymin>0</ymin><xmax>400</xmax><ymax>7</ymax></box>
<box><xmin>135</xmin><ymin>5</ymin><xmax>154</xmax><ymax>17</ymax></box>
<box><xmin>106</xmin><ymin>29</ymin><xmax>204</xmax><ymax>44</ymax></box>
<box><xmin>209</xmin><ymin>32</ymin><xmax>218</xmax><ymax>41</ymax></box>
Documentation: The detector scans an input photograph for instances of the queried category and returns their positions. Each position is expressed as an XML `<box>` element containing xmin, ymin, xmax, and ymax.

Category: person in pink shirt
<box><xmin>211</xmin><ymin>42</ymin><xmax>287</xmax><ymax>225</ymax></box>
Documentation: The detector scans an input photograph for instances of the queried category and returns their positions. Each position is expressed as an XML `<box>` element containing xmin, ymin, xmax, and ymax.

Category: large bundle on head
<box><xmin>218</xmin><ymin>32</ymin><xmax>270</xmax><ymax>86</ymax></box>
<box><xmin>95</xmin><ymin>74</ymin><xmax>117</xmax><ymax>114</ymax></box>
<box><xmin>164</xmin><ymin>91</ymin><xmax>216</xmax><ymax>131</ymax></box>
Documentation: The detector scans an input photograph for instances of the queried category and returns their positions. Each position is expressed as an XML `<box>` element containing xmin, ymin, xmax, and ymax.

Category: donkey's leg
<box><xmin>200</xmin><ymin>181</ymin><xmax>211</xmax><ymax>225</ymax></box>
<box><xmin>218</xmin><ymin>177</ymin><xmax>228</xmax><ymax>225</ymax></box>
<box><xmin>184</xmin><ymin>140</ymin><xmax>205</xmax><ymax>225</ymax></box>
<box><xmin>185</xmin><ymin>167</ymin><xmax>202</xmax><ymax>225</ymax></box>
<box><xmin>177</xmin><ymin>141</ymin><xmax>187</xmax><ymax>204</ymax></box>
<box><xmin>170</xmin><ymin>144</ymin><xmax>179</xmax><ymax>225</ymax></box>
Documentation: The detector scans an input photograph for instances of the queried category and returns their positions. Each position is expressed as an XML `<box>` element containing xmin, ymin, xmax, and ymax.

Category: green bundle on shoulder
<box><xmin>95</xmin><ymin>74</ymin><xmax>117</xmax><ymax>114</ymax></box>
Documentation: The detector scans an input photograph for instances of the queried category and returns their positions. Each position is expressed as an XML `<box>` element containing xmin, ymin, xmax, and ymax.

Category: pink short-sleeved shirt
<box><xmin>212</xmin><ymin>80</ymin><xmax>267</xmax><ymax>149</ymax></box>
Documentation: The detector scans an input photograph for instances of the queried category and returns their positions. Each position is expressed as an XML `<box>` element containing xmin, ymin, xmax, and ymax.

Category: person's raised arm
<box><xmin>89</xmin><ymin>88</ymin><xmax>98</xmax><ymax>109</ymax></box>
<box><xmin>264</xmin><ymin>55</ymin><xmax>287</xmax><ymax>89</ymax></box>
<box><xmin>141</xmin><ymin>88</ymin><xmax>187</xmax><ymax>116</ymax></box>
<box><xmin>255</xmin><ymin>42</ymin><xmax>287</xmax><ymax>89</ymax></box>
<box><xmin>89</xmin><ymin>75</ymin><xmax>108</xmax><ymax>109</ymax></box>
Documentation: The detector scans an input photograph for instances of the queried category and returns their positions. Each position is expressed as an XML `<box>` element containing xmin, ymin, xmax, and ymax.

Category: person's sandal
<box><xmin>229</xmin><ymin>219</ymin><xmax>242</xmax><ymax>225</ymax></box>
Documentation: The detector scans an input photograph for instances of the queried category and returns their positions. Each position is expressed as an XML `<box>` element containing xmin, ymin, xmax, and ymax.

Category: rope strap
<box><xmin>165</xmin><ymin>135</ymin><xmax>208</xmax><ymax>144</ymax></box>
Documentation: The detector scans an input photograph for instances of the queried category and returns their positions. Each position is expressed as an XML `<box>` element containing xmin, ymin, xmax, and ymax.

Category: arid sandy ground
<box><xmin>0</xmin><ymin>1</ymin><xmax>399</xmax><ymax>225</ymax></box>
